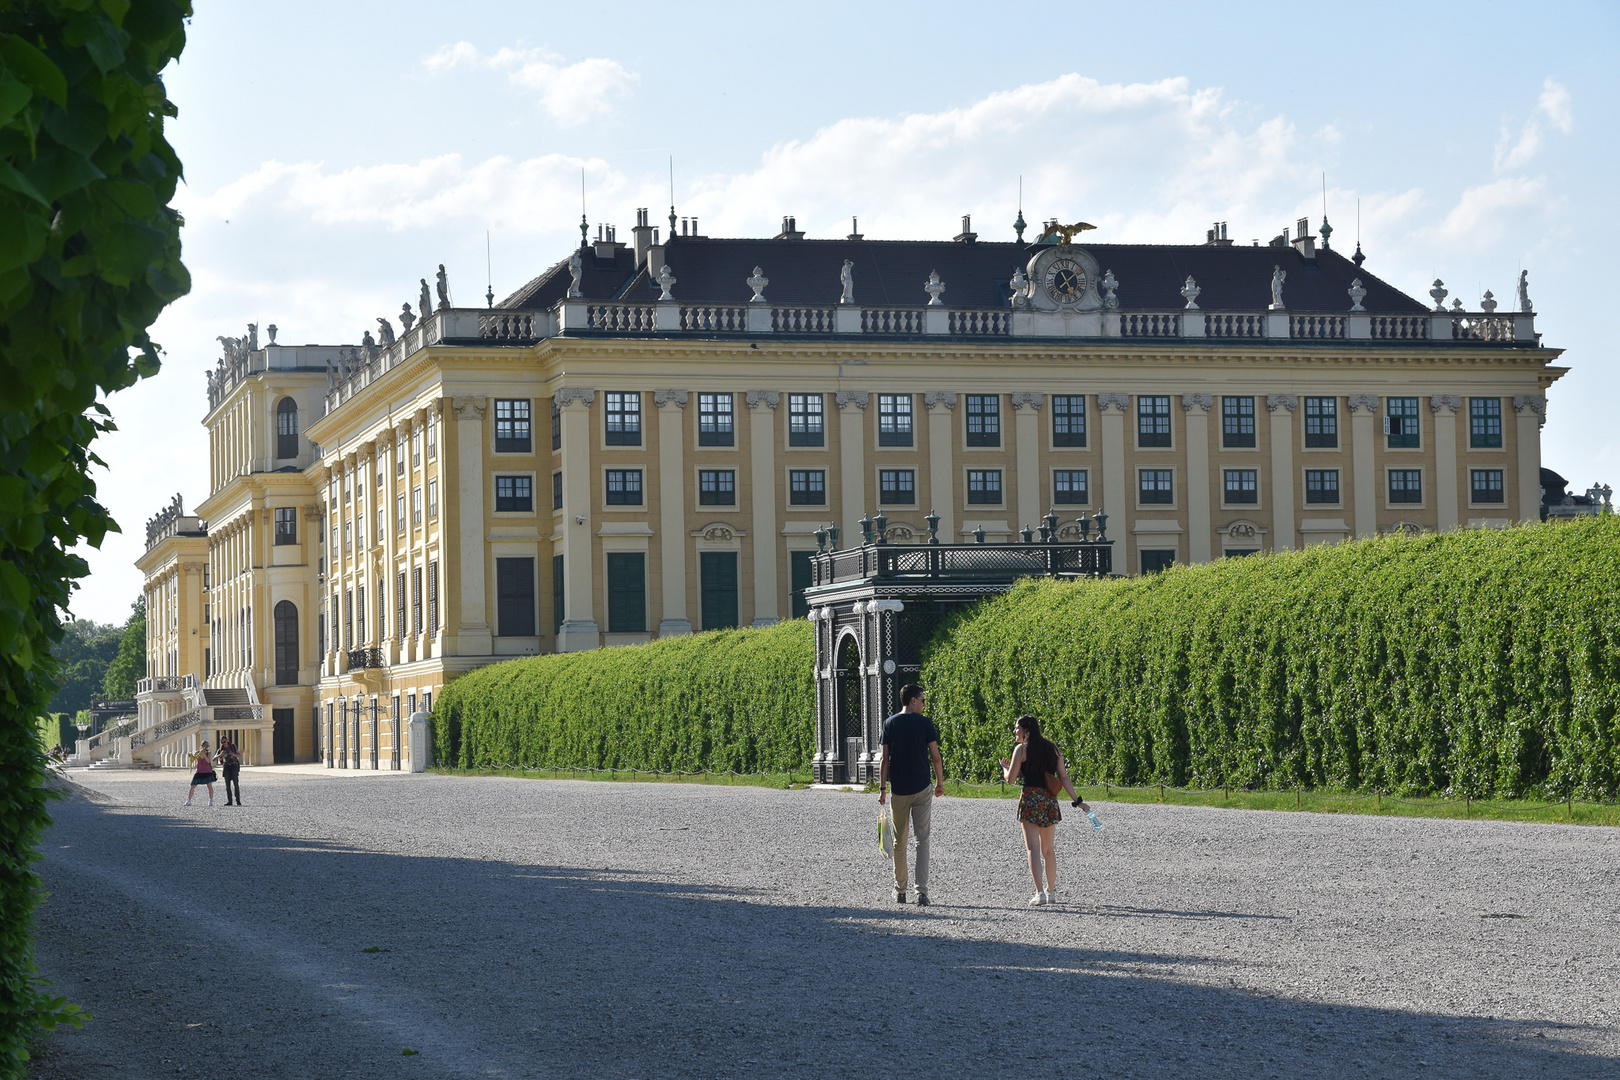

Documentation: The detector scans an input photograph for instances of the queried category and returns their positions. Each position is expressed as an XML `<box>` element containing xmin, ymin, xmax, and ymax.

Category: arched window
<box><xmin>274</xmin><ymin>600</ymin><xmax>299</xmax><ymax>685</ymax></box>
<box><xmin>276</xmin><ymin>398</ymin><xmax>299</xmax><ymax>459</ymax></box>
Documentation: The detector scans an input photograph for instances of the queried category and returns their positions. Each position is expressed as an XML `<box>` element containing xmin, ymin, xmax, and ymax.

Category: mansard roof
<box><xmin>499</xmin><ymin>235</ymin><xmax>1427</xmax><ymax>314</ymax></box>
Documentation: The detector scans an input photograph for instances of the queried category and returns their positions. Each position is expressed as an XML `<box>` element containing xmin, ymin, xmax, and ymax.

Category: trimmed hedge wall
<box><xmin>434</xmin><ymin>621</ymin><xmax>814</xmax><ymax>773</ymax></box>
<box><xmin>923</xmin><ymin>517</ymin><xmax>1620</xmax><ymax>799</ymax></box>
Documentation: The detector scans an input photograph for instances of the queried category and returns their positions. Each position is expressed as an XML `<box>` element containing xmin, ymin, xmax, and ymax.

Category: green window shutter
<box><xmin>790</xmin><ymin>551</ymin><xmax>814</xmax><ymax>619</ymax></box>
<box><xmin>700</xmin><ymin>551</ymin><xmax>739</xmax><ymax>630</ymax></box>
<box><xmin>606</xmin><ymin>553</ymin><xmax>646</xmax><ymax>633</ymax></box>
<box><xmin>552</xmin><ymin>555</ymin><xmax>564</xmax><ymax>634</ymax></box>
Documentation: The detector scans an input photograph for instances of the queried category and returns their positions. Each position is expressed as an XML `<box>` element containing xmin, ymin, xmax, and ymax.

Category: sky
<box><xmin>71</xmin><ymin>0</ymin><xmax>1620</xmax><ymax>625</ymax></box>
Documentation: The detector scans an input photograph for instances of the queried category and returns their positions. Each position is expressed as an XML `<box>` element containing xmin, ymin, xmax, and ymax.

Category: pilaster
<box><xmin>1266</xmin><ymin>395</ymin><xmax>1297</xmax><ymax>550</ymax></box>
<box><xmin>925</xmin><ymin>393</ymin><xmax>956</xmax><ymax>542</ymax></box>
<box><xmin>1348</xmin><ymin>395</ymin><xmax>1378</xmax><ymax>539</ymax></box>
<box><xmin>1513</xmin><ymin>395</ymin><xmax>1545</xmax><ymax>523</ymax></box>
<box><xmin>654</xmin><ymin>391</ymin><xmax>692</xmax><ymax>636</ymax></box>
<box><xmin>449</xmin><ymin>397</ymin><xmax>492</xmax><ymax>656</ymax></box>
<box><xmin>837</xmin><ymin>392</ymin><xmax>868</xmax><ymax>538</ymax></box>
<box><xmin>1097</xmin><ymin>393</ymin><xmax>1129</xmax><ymax>569</ymax></box>
<box><xmin>556</xmin><ymin>388</ymin><xmax>600</xmax><ymax>650</ymax></box>
<box><xmin>747</xmin><ymin>391</ymin><xmax>780</xmax><ymax>627</ymax></box>
<box><xmin>1011</xmin><ymin>393</ymin><xmax>1043</xmax><ymax>535</ymax></box>
<box><xmin>1182</xmin><ymin>394</ymin><xmax>1213</xmax><ymax>562</ymax></box>
<box><xmin>1431</xmin><ymin>395</ymin><xmax>1461</xmax><ymax>532</ymax></box>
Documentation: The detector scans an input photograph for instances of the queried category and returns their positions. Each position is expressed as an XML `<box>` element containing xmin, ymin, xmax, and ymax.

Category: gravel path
<box><xmin>28</xmin><ymin>767</ymin><xmax>1620</xmax><ymax>1079</ymax></box>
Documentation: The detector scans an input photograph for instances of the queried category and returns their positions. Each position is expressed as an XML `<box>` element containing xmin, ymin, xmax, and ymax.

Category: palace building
<box><xmin>132</xmin><ymin>209</ymin><xmax>1565</xmax><ymax>768</ymax></box>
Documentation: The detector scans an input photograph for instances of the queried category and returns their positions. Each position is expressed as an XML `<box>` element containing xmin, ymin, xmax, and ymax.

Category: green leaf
<box><xmin>0</xmin><ymin>161</ymin><xmax>49</xmax><ymax>207</ymax></box>
<box><xmin>0</xmin><ymin>76</ymin><xmax>31</xmax><ymax>127</ymax></box>
<box><xmin>0</xmin><ymin>204</ymin><xmax>48</xmax><ymax>272</ymax></box>
<box><xmin>0</xmin><ymin>35</ymin><xmax>68</xmax><ymax>107</ymax></box>
<box><xmin>19</xmin><ymin>146</ymin><xmax>104</xmax><ymax>201</ymax></box>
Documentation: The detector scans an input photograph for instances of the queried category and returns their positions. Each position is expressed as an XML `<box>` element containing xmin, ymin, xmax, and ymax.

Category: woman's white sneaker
<box><xmin>1029</xmin><ymin>892</ymin><xmax>1046</xmax><ymax>906</ymax></box>
<box><xmin>1045</xmin><ymin>890</ymin><xmax>1060</xmax><ymax>905</ymax></box>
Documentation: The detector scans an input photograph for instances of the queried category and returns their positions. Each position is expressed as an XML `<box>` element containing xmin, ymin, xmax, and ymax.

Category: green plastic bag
<box><xmin>878</xmin><ymin>803</ymin><xmax>895</xmax><ymax>857</ymax></box>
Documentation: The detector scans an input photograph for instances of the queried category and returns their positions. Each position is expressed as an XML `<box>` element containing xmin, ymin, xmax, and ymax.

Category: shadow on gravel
<box><xmin>30</xmin><ymin>796</ymin><xmax>1618</xmax><ymax>1080</ymax></box>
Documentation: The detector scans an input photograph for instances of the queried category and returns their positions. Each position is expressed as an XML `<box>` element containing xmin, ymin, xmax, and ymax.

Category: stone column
<box><xmin>449</xmin><ymin>398</ymin><xmax>492</xmax><ymax>656</ymax></box>
<box><xmin>1349</xmin><ymin>395</ymin><xmax>1378</xmax><ymax>538</ymax></box>
<box><xmin>1097</xmin><ymin>393</ymin><xmax>1130</xmax><ymax>568</ymax></box>
<box><xmin>556</xmin><ymin>388</ymin><xmax>600</xmax><ymax>651</ymax></box>
<box><xmin>1011</xmin><ymin>393</ymin><xmax>1043</xmax><ymax>534</ymax></box>
<box><xmin>1266</xmin><ymin>395</ymin><xmax>1297</xmax><ymax>550</ymax></box>
<box><xmin>654</xmin><ymin>391</ymin><xmax>691</xmax><ymax>636</ymax></box>
<box><xmin>1181</xmin><ymin>394</ymin><xmax>1213</xmax><ymax>562</ymax></box>
<box><xmin>1431</xmin><ymin>395</ymin><xmax>1461</xmax><ymax>531</ymax></box>
<box><xmin>747</xmin><ymin>391</ymin><xmax>780</xmax><ymax>627</ymax></box>
<box><xmin>1513</xmin><ymin>395</ymin><xmax>1545</xmax><ymax>523</ymax></box>
<box><xmin>837</xmin><ymin>392</ymin><xmax>868</xmax><ymax>537</ymax></box>
<box><xmin>924</xmin><ymin>393</ymin><xmax>956</xmax><ymax>541</ymax></box>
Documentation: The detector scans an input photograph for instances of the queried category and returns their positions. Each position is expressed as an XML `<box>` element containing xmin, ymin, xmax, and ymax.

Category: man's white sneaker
<box><xmin>1029</xmin><ymin>892</ymin><xmax>1046</xmax><ymax>906</ymax></box>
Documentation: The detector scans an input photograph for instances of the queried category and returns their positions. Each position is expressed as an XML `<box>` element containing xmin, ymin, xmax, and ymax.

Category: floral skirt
<box><xmin>1017</xmin><ymin>786</ymin><xmax>1062</xmax><ymax>827</ymax></box>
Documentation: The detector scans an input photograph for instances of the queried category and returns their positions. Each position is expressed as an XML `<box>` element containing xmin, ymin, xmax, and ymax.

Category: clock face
<box><xmin>1044</xmin><ymin>259</ymin><xmax>1088</xmax><ymax>305</ymax></box>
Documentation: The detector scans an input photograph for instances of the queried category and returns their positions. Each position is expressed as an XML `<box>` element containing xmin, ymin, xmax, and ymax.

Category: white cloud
<box><xmin>1493</xmin><ymin>78</ymin><xmax>1572</xmax><ymax>172</ymax></box>
<box><xmin>1537</xmin><ymin>78</ymin><xmax>1573</xmax><ymax>133</ymax></box>
<box><xmin>423</xmin><ymin>42</ymin><xmax>637</xmax><ymax>124</ymax></box>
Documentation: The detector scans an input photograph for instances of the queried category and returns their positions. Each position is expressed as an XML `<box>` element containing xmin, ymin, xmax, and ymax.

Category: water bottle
<box><xmin>1086</xmin><ymin>809</ymin><xmax>1102</xmax><ymax>830</ymax></box>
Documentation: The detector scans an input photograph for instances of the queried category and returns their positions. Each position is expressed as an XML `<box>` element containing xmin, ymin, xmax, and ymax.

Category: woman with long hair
<box><xmin>999</xmin><ymin>715</ymin><xmax>1089</xmax><ymax>905</ymax></box>
<box><xmin>186</xmin><ymin>740</ymin><xmax>218</xmax><ymax>807</ymax></box>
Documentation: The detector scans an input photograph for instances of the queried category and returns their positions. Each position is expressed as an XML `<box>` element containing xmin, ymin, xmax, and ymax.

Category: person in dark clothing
<box><xmin>219</xmin><ymin>738</ymin><xmax>242</xmax><ymax>806</ymax></box>
<box><xmin>877</xmin><ymin>684</ymin><xmax>945</xmax><ymax>906</ymax></box>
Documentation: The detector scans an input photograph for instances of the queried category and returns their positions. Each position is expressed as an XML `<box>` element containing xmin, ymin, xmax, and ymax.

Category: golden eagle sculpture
<box><xmin>1037</xmin><ymin>221</ymin><xmax>1097</xmax><ymax>246</ymax></box>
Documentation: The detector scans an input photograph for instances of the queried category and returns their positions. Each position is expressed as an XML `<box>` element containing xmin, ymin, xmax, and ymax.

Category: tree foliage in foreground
<box><xmin>924</xmin><ymin>517</ymin><xmax>1620</xmax><ymax>799</ymax></box>
<box><xmin>0</xmin><ymin>2</ymin><xmax>189</xmax><ymax>1073</ymax></box>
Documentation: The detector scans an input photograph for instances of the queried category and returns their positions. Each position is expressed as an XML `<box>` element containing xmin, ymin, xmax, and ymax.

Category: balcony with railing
<box><xmin>136</xmin><ymin>675</ymin><xmax>182</xmax><ymax>696</ymax></box>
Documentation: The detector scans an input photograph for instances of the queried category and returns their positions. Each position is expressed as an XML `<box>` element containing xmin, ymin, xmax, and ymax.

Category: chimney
<box><xmin>1291</xmin><ymin>216</ymin><xmax>1316</xmax><ymax>260</ymax></box>
<box><xmin>847</xmin><ymin>216</ymin><xmax>863</xmax><ymax>241</ymax></box>
<box><xmin>632</xmin><ymin>208</ymin><xmax>655</xmax><ymax>267</ymax></box>
<box><xmin>1205</xmin><ymin>221</ymin><xmax>1232</xmax><ymax>246</ymax></box>
<box><xmin>593</xmin><ymin>223</ymin><xmax>622</xmax><ymax>261</ymax></box>
<box><xmin>775</xmin><ymin>215</ymin><xmax>805</xmax><ymax>240</ymax></box>
<box><xmin>953</xmin><ymin>214</ymin><xmax>978</xmax><ymax>243</ymax></box>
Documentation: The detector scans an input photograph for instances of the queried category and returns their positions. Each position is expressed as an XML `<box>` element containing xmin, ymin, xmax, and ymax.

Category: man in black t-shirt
<box><xmin>878</xmin><ymin>684</ymin><xmax>944</xmax><ymax>906</ymax></box>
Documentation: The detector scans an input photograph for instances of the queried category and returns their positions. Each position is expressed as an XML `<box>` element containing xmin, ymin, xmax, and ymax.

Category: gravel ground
<box><xmin>27</xmin><ymin>767</ymin><xmax>1620</xmax><ymax>1079</ymax></box>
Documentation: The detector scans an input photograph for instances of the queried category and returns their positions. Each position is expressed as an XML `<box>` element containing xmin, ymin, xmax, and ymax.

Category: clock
<box><xmin>1044</xmin><ymin>259</ymin><xmax>1088</xmax><ymax>305</ymax></box>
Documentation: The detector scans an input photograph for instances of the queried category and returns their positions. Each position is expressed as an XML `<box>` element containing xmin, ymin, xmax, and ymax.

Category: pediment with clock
<box><xmin>1008</xmin><ymin>244</ymin><xmax>1110</xmax><ymax>336</ymax></box>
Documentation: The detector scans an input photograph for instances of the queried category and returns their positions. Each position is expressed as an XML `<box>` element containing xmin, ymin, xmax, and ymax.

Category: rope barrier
<box><xmin>445</xmin><ymin>764</ymin><xmax>1616</xmax><ymax>815</ymax></box>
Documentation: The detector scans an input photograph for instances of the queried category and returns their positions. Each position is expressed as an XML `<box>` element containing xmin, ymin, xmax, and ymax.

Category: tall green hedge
<box><xmin>434</xmin><ymin>621</ymin><xmax>815</xmax><ymax>773</ymax></box>
<box><xmin>923</xmin><ymin>517</ymin><xmax>1620</xmax><ymax>799</ymax></box>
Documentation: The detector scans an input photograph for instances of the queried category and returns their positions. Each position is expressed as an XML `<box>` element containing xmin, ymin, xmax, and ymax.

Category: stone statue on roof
<box><xmin>420</xmin><ymin>279</ymin><xmax>432</xmax><ymax>321</ymax></box>
<box><xmin>376</xmin><ymin>317</ymin><xmax>395</xmax><ymax>345</ymax></box>
<box><xmin>656</xmin><ymin>264</ymin><xmax>676</xmax><ymax>301</ymax></box>
<box><xmin>1099</xmin><ymin>269</ymin><xmax>1118</xmax><ymax>309</ymax></box>
<box><xmin>399</xmin><ymin>303</ymin><xmax>416</xmax><ymax>332</ymax></box>
<box><xmin>924</xmin><ymin>270</ymin><xmax>945</xmax><ymax>307</ymax></box>
<box><xmin>1008</xmin><ymin>265</ymin><xmax>1030</xmax><ymax>310</ymax></box>
<box><xmin>567</xmin><ymin>251</ymin><xmax>584</xmax><ymax>298</ymax></box>
<box><xmin>747</xmin><ymin>266</ymin><xmax>769</xmax><ymax>303</ymax></box>
<box><xmin>325</xmin><ymin>359</ymin><xmax>336</xmax><ymax>391</ymax></box>
<box><xmin>245</xmin><ymin>323</ymin><xmax>258</xmax><ymax>352</ymax></box>
<box><xmin>1517</xmin><ymin>269</ymin><xmax>1532</xmax><ymax>313</ymax></box>
<box><xmin>839</xmin><ymin>260</ymin><xmax>855</xmax><ymax>305</ymax></box>
<box><xmin>435</xmin><ymin>264</ymin><xmax>449</xmax><ymax>309</ymax></box>
<box><xmin>1269</xmin><ymin>265</ymin><xmax>1287</xmax><ymax>310</ymax></box>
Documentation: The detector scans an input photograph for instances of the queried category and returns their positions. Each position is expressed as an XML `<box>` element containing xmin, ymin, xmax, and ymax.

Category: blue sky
<box><xmin>74</xmin><ymin>0</ymin><xmax>1620</xmax><ymax>623</ymax></box>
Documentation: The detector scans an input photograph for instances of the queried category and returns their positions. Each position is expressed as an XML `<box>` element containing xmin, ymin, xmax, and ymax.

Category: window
<box><xmin>605</xmin><ymin>392</ymin><xmax>642</xmax><ymax>446</ymax></box>
<box><xmin>788</xmin><ymin>394</ymin><xmax>824</xmax><ymax>446</ymax></box>
<box><xmin>1305</xmin><ymin>469</ymin><xmax>1340</xmax><ymax>504</ymax></box>
<box><xmin>1386</xmin><ymin>397</ymin><xmax>1420</xmax><ymax>448</ymax></box>
<box><xmin>412</xmin><ymin>432</ymin><xmax>421</xmax><ymax>467</ymax></box>
<box><xmin>965</xmin><ymin>394</ymin><xmax>1000</xmax><ymax>447</ymax></box>
<box><xmin>1053</xmin><ymin>469</ymin><xmax>1088</xmax><ymax>505</ymax></box>
<box><xmin>966</xmin><ymin>469</ymin><xmax>1002</xmax><ymax>505</ymax></box>
<box><xmin>1223</xmin><ymin>469</ymin><xmax>1258</xmax><ymax>505</ymax></box>
<box><xmin>411</xmin><ymin>567</ymin><xmax>422</xmax><ymax>633</ymax></box>
<box><xmin>396</xmin><ymin>435</ymin><xmax>405</xmax><ymax>477</ymax></box>
<box><xmin>495</xmin><ymin>399</ymin><xmax>532</xmax><ymax>452</ymax></box>
<box><xmin>376</xmin><ymin>468</ymin><xmax>383</xmax><ymax>490</ymax></box>
<box><xmin>331</xmin><ymin>592</ymin><xmax>339</xmax><ymax>652</ymax></box>
<box><xmin>698</xmin><ymin>393</ymin><xmax>734</xmax><ymax>446</ymax></box>
<box><xmin>879</xmin><ymin>469</ymin><xmax>915</xmax><ymax>505</ymax></box>
<box><xmin>275</xmin><ymin>398</ymin><xmax>298</xmax><ymax>459</ymax></box>
<box><xmin>789</xmin><ymin>469</ymin><xmax>826</xmax><ymax>505</ymax></box>
<box><xmin>396</xmin><ymin>571</ymin><xmax>407</xmax><ymax>639</ymax></box>
<box><xmin>495</xmin><ymin>475</ymin><xmax>533</xmax><ymax>512</ymax></box>
<box><xmin>356</xmin><ymin>584</ymin><xmax>366</xmax><ymax>644</ymax></box>
<box><xmin>1052</xmin><ymin>395</ymin><xmax>1086</xmax><ymax>447</ymax></box>
<box><xmin>427</xmin><ymin>479</ymin><xmax>438</xmax><ymax>518</ymax></box>
<box><xmin>878</xmin><ymin>394</ymin><xmax>914</xmax><ymax>447</ymax></box>
<box><xmin>425</xmin><ymin>417</ymin><xmax>437</xmax><ymax>461</ymax></box>
<box><xmin>606</xmin><ymin>553</ymin><xmax>646</xmax><ymax>633</ymax></box>
<box><xmin>396</xmin><ymin>494</ymin><xmax>405</xmax><ymax>532</ymax></box>
<box><xmin>411</xmin><ymin>487</ymin><xmax>422</xmax><ymax>525</ymax></box>
<box><xmin>1389</xmin><ymin>469</ymin><xmax>1423</xmax><ymax>504</ymax></box>
<box><xmin>699</xmin><ymin>469</ymin><xmax>736</xmax><ymax>505</ymax></box>
<box><xmin>427</xmin><ymin>561</ymin><xmax>438</xmax><ymax>632</ymax></box>
<box><xmin>495</xmin><ymin>557</ymin><xmax>536</xmax><ymax>637</ymax></box>
<box><xmin>1137</xmin><ymin>396</ymin><xmax>1172</xmax><ymax>448</ymax></box>
<box><xmin>790</xmin><ymin>551</ymin><xmax>814</xmax><ymax>620</ymax></box>
<box><xmin>343</xmin><ymin>521</ymin><xmax>351</xmax><ymax>553</ymax></box>
<box><xmin>273</xmin><ymin>601</ymin><xmax>298</xmax><ymax>685</ymax></box>
<box><xmin>550</xmin><ymin>397</ymin><xmax>562</xmax><ymax>451</ymax></box>
<box><xmin>1140</xmin><ymin>550</ymin><xmax>1177</xmax><ymax>574</ymax></box>
<box><xmin>1222</xmin><ymin>396</ymin><xmax>1256</xmax><ymax>448</ymax></box>
<box><xmin>1470</xmin><ymin>397</ymin><xmax>1502</xmax><ymax>448</ymax></box>
<box><xmin>700</xmin><ymin>551</ymin><xmax>739</xmax><ymax>631</ymax></box>
<box><xmin>552</xmin><ymin>472</ymin><xmax>563</xmax><ymax>510</ymax></box>
<box><xmin>1305</xmin><ymin>397</ymin><xmax>1338</xmax><ymax>448</ymax></box>
<box><xmin>343</xmin><ymin>590</ymin><xmax>352</xmax><ymax>649</ymax></box>
<box><xmin>1139</xmin><ymin>469</ymin><xmax>1174</xmax><ymax>504</ymax></box>
<box><xmin>355</xmin><ymin>521</ymin><xmax>364</xmax><ymax>550</ymax></box>
<box><xmin>1471</xmin><ymin>469</ymin><xmax>1505</xmax><ymax>504</ymax></box>
<box><xmin>552</xmin><ymin>555</ymin><xmax>564</xmax><ymax>633</ymax></box>
<box><xmin>605</xmin><ymin>469</ymin><xmax>643</xmax><ymax>506</ymax></box>
<box><xmin>274</xmin><ymin>507</ymin><xmax>297</xmax><ymax>545</ymax></box>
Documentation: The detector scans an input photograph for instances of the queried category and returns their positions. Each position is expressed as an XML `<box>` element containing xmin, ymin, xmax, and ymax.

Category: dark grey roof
<box><xmin>500</xmin><ymin>236</ymin><xmax>1427</xmax><ymax>314</ymax></box>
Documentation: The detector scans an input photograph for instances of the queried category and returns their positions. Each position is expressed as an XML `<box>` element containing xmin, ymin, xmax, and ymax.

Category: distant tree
<box><xmin>0</xmin><ymin>2</ymin><xmax>191</xmax><ymax>1072</ymax></box>
<box><xmin>100</xmin><ymin>597</ymin><xmax>146</xmax><ymax>700</ymax></box>
<box><xmin>41</xmin><ymin>618</ymin><xmax>121</xmax><ymax>716</ymax></box>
